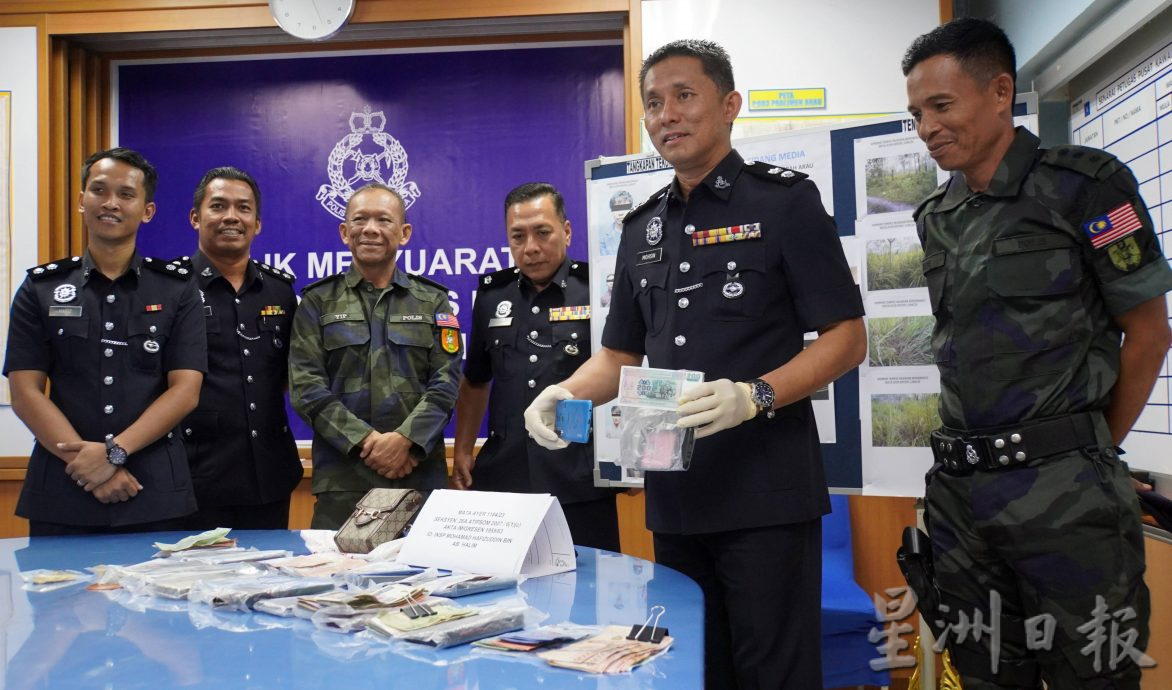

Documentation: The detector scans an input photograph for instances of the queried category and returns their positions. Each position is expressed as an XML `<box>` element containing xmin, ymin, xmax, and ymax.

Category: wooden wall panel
<box><xmin>1144</xmin><ymin>532</ymin><xmax>1172</xmax><ymax>687</ymax></box>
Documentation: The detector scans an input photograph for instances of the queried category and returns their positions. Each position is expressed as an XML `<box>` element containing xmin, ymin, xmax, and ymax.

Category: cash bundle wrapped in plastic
<box><xmin>615</xmin><ymin>366</ymin><xmax>703</xmax><ymax>471</ymax></box>
<box><xmin>368</xmin><ymin>603</ymin><xmax>528</xmax><ymax>649</ymax></box>
<box><xmin>188</xmin><ymin>573</ymin><xmax>335</xmax><ymax>612</ymax></box>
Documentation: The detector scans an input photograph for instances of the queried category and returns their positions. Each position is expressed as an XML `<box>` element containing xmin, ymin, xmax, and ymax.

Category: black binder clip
<box><xmin>402</xmin><ymin>592</ymin><xmax>435</xmax><ymax>619</ymax></box>
<box><xmin>627</xmin><ymin>605</ymin><xmax>667</xmax><ymax>643</ymax></box>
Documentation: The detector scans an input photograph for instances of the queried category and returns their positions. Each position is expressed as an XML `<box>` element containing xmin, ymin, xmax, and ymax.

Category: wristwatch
<box><xmin>105</xmin><ymin>437</ymin><xmax>128</xmax><ymax>466</ymax></box>
<box><xmin>745</xmin><ymin>378</ymin><xmax>776</xmax><ymax>418</ymax></box>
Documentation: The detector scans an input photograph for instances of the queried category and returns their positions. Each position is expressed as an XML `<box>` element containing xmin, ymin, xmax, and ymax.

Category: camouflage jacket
<box><xmin>288</xmin><ymin>266</ymin><xmax>462</xmax><ymax>493</ymax></box>
<box><xmin>915</xmin><ymin>127</ymin><xmax>1172</xmax><ymax>430</ymax></box>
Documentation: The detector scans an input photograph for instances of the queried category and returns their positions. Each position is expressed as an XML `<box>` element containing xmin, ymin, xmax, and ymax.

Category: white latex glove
<box><xmin>676</xmin><ymin>379</ymin><xmax>757</xmax><ymax>439</ymax></box>
<box><xmin>524</xmin><ymin>384</ymin><xmax>574</xmax><ymax>450</ymax></box>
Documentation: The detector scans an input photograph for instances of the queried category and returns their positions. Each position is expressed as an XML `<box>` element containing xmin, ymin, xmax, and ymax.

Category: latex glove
<box><xmin>524</xmin><ymin>385</ymin><xmax>573</xmax><ymax>450</ymax></box>
<box><xmin>676</xmin><ymin>379</ymin><xmax>756</xmax><ymax>439</ymax></box>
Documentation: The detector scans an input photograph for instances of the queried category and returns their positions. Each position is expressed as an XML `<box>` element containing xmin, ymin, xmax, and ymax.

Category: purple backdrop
<box><xmin>117</xmin><ymin>44</ymin><xmax>625</xmax><ymax>440</ymax></box>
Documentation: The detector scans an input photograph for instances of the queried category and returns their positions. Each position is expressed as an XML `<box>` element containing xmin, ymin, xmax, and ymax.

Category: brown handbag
<box><xmin>333</xmin><ymin>488</ymin><xmax>425</xmax><ymax>554</ymax></box>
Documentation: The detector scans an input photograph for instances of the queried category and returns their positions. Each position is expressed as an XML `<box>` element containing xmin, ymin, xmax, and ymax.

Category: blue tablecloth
<box><xmin>0</xmin><ymin>531</ymin><xmax>703</xmax><ymax>689</ymax></box>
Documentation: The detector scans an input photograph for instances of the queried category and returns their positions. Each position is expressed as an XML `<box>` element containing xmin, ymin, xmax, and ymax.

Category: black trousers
<box><xmin>561</xmin><ymin>495</ymin><xmax>621</xmax><ymax>552</ymax></box>
<box><xmin>29</xmin><ymin>516</ymin><xmax>190</xmax><ymax>537</ymax></box>
<box><xmin>182</xmin><ymin>498</ymin><xmax>292</xmax><ymax>531</ymax></box>
<box><xmin>654</xmin><ymin>519</ymin><xmax>823</xmax><ymax>690</ymax></box>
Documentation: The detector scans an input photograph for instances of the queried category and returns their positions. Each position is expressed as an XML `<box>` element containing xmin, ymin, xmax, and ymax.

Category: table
<box><xmin>0</xmin><ymin>531</ymin><xmax>702</xmax><ymax>689</ymax></box>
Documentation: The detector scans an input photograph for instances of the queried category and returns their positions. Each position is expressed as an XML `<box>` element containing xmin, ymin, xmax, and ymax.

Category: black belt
<box><xmin>930</xmin><ymin>412</ymin><xmax>1103</xmax><ymax>475</ymax></box>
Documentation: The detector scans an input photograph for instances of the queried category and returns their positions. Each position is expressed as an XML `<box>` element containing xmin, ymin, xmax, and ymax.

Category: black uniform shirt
<box><xmin>178</xmin><ymin>252</ymin><xmax>302</xmax><ymax>507</ymax></box>
<box><xmin>602</xmin><ymin>149</ymin><xmax>863</xmax><ymax>534</ymax></box>
<box><xmin>465</xmin><ymin>260</ymin><xmax>612</xmax><ymax>503</ymax></box>
<box><xmin>3</xmin><ymin>252</ymin><xmax>207</xmax><ymax>526</ymax></box>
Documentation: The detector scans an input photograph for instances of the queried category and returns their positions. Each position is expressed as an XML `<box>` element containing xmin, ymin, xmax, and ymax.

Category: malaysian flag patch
<box><xmin>435</xmin><ymin>312</ymin><xmax>459</xmax><ymax>328</ymax></box>
<box><xmin>1084</xmin><ymin>202</ymin><xmax>1143</xmax><ymax>248</ymax></box>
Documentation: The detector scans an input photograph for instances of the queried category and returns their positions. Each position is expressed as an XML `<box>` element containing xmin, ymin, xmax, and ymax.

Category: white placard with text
<box><xmin>398</xmin><ymin>490</ymin><xmax>576</xmax><ymax>577</ymax></box>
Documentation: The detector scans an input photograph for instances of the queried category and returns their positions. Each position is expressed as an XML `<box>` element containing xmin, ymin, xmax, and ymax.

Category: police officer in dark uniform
<box><xmin>4</xmin><ymin>147</ymin><xmax>206</xmax><ymax>535</ymax></box>
<box><xmin>525</xmin><ymin>41</ymin><xmax>866</xmax><ymax>689</ymax></box>
<box><xmin>453</xmin><ymin>183</ymin><xmax>620</xmax><ymax>552</ymax></box>
<box><xmin>176</xmin><ymin>167</ymin><xmax>302</xmax><ymax>530</ymax></box>
<box><xmin>904</xmin><ymin>19</ymin><xmax>1172</xmax><ymax>689</ymax></box>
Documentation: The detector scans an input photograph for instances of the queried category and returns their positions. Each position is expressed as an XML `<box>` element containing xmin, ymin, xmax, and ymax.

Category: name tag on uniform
<box><xmin>692</xmin><ymin>222</ymin><xmax>762</xmax><ymax>247</ymax></box>
<box><xmin>488</xmin><ymin>317</ymin><xmax>513</xmax><ymax>327</ymax></box>
<box><xmin>388</xmin><ymin>313</ymin><xmax>430</xmax><ymax>323</ymax></box>
<box><xmin>549</xmin><ymin>305</ymin><xmax>591</xmax><ymax>322</ymax></box>
<box><xmin>48</xmin><ymin>306</ymin><xmax>82</xmax><ymax>318</ymax></box>
<box><xmin>636</xmin><ymin>248</ymin><xmax>663</xmax><ymax>265</ymax></box>
<box><xmin>320</xmin><ymin>312</ymin><xmax>364</xmax><ymax>325</ymax></box>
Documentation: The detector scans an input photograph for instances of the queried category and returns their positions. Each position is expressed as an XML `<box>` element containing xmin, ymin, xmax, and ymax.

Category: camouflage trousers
<box><xmin>925</xmin><ymin>444</ymin><xmax>1150</xmax><ymax>689</ymax></box>
<box><xmin>310</xmin><ymin>490</ymin><xmax>369</xmax><ymax>530</ymax></box>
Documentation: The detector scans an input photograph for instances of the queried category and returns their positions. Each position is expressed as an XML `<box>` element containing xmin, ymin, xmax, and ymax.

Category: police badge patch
<box><xmin>53</xmin><ymin>284</ymin><xmax>77</xmax><ymax>303</ymax></box>
<box><xmin>1107</xmin><ymin>236</ymin><xmax>1142</xmax><ymax>272</ymax></box>
<box><xmin>440</xmin><ymin>328</ymin><xmax>460</xmax><ymax>354</ymax></box>
<box><xmin>646</xmin><ymin>217</ymin><xmax>663</xmax><ymax>246</ymax></box>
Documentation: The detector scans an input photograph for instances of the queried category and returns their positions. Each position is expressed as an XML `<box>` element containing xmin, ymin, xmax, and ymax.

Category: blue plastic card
<box><xmin>555</xmin><ymin>399</ymin><xmax>593</xmax><ymax>443</ymax></box>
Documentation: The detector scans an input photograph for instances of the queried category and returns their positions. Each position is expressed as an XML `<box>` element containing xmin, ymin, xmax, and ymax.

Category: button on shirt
<box><xmin>602</xmin><ymin>149</ymin><xmax>863</xmax><ymax>534</ymax></box>
<box><xmin>180</xmin><ymin>252</ymin><xmax>302</xmax><ymax>507</ymax></box>
<box><xmin>464</xmin><ymin>260</ymin><xmax>611</xmax><ymax>503</ymax></box>
<box><xmin>289</xmin><ymin>266</ymin><xmax>462</xmax><ymax>494</ymax></box>
<box><xmin>3</xmin><ymin>252</ymin><xmax>207</xmax><ymax>527</ymax></box>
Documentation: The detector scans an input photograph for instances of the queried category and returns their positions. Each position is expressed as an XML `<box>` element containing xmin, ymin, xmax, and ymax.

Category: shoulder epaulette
<box><xmin>142</xmin><ymin>256</ymin><xmax>192</xmax><ymax>279</ymax></box>
<box><xmin>252</xmin><ymin>259</ymin><xmax>296</xmax><ymax>283</ymax></box>
<box><xmin>479</xmin><ymin>266</ymin><xmax>520</xmax><ymax>289</ymax></box>
<box><xmin>300</xmin><ymin>272</ymin><xmax>344</xmax><ymax>294</ymax></box>
<box><xmin>407</xmin><ymin>272</ymin><xmax>452</xmax><ymax>294</ymax></box>
<box><xmin>168</xmin><ymin>256</ymin><xmax>194</xmax><ymax>274</ymax></box>
<box><xmin>27</xmin><ymin>256</ymin><xmax>81</xmax><ymax>280</ymax></box>
<box><xmin>914</xmin><ymin>182</ymin><xmax>950</xmax><ymax>220</ymax></box>
<box><xmin>1041</xmin><ymin>146</ymin><xmax>1120</xmax><ymax>180</ymax></box>
<box><xmin>743</xmin><ymin>161</ymin><xmax>808</xmax><ymax>186</ymax></box>
<box><xmin>623</xmin><ymin>184</ymin><xmax>670</xmax><ymax>224</ymax></box>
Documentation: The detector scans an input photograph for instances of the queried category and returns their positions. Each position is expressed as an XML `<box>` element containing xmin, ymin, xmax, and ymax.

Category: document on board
<box><xmin>399</xmin><ymin>490</ymin><xmax>575</xmax><ymax>577</ymax></box>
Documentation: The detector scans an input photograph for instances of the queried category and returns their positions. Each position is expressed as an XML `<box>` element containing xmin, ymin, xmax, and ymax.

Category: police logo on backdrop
<box><xmin>317</xmin><ymin>105</ymin><xmax>422</xmax><ymax>220</ymax></box>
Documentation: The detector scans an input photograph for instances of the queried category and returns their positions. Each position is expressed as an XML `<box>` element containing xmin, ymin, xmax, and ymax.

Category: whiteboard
<box><xmin>1071</xmin><ymin>33</ymin><xmax>1172</xmax><ymax>477</ymax></box>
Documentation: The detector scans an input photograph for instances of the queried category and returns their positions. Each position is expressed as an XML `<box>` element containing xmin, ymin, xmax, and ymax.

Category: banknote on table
<box><xmin>537</xmin><ymin>624</ymin><xmax>673</xmax><ymax>673</ymax></box>
<box><xmin>153</xmin><ymin>527</ymin><xmax>234</xmax><ymax>554</ymax></box>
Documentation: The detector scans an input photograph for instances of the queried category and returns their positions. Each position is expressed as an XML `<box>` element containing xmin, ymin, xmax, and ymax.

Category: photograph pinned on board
<box><xmin>867</xmin><ymin>316</ymin><xmax>934</xmax><ymax>368</ymax></box>
<box><xmin>870</xmin><ymin>393</ymin><xmax>940</xmax><ymax>448</ymax></box>
<box><xmin>865</xmin><ymin>237</ymin><xmax>926</xmax><ymax>291</ymax></box>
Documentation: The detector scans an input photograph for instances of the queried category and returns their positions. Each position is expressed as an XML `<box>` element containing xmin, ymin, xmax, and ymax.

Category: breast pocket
<box><xmin>922</xmin><ymin>250</ymin><xmax>947</xmax><ymax>315</ymax></box>
<box><xmin>386</xmin><ymin>322</ymin><xmax>435</xmax><ymax>379</ymax></box>
<box><xmin>322</xmin><ymin>316</ymin><xmax>370</xmax><ymax>374</ymax></box>
<box><xmin>48</xmin><ymin>316</ymin><xmax>89</xmax><ymax>372</ymax></box>
<box><xmin>985</xmin><ymin>240</ymin><xmax>1086</xmax><ymax>378</ymax></box>
<box><xmin>699</xmin><ymin>250</ymin><xmax>769</xmax><ymax>322</ymax></box>
<box><xmin>257</xmin><ymin>315</ymin><xmax>291</xmax><ymax>356</ymax></box>
<box><xmin>633</xmin><ymin>263</ymin><xmax>669</xmax><ymax>336</ymax></box>
<box><xmin>552</xmin><ymin>321</ymin><xmax>588</xmax><ymax>377</ymax></box>
<box><xmin>128</xmin><ymin>313</ymin><xmax>172</xmax><ymax>373</ymax></box>
<box><xmin>486</xmin><ymin>327</ymin><xmax>519</xmax><ymax>380</ymax></box>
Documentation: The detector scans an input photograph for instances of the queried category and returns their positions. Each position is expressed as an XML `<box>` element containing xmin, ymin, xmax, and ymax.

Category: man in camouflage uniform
<box><xmin>289</xmin><ymin>183</ymin><xmax>462</xmax><ymax>529</ymax></box>
<box><xmin>905</xmin><ymin>18</ymin><xmax>1172</xmax><ymax>688</ymax></box>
